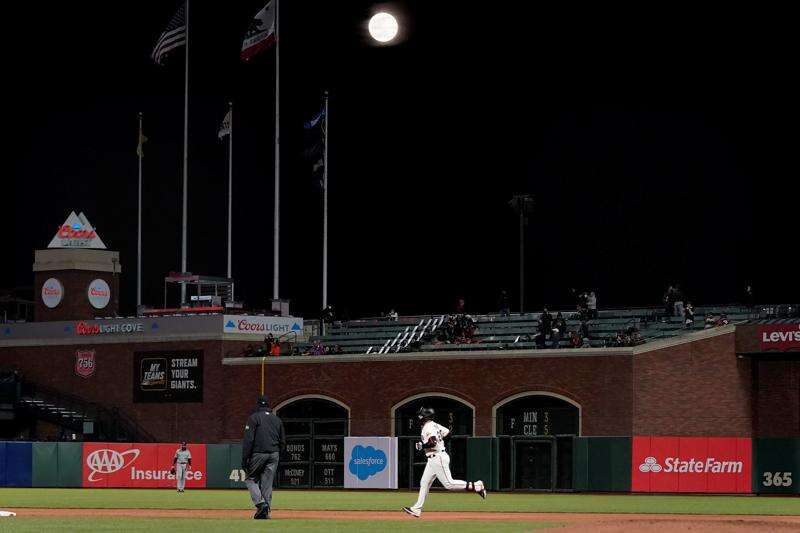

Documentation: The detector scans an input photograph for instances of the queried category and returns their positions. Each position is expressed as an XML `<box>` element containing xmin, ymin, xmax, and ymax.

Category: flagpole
<box><xmin>272</xmin><ymin>0</ymin><xmax>281</xmax><ymax>302</ymax></box>
<box><xmin>227</xmin><ymin>101</ymin><xmax>233</xmax><ymax>289</ymax></box>
<box><xmin>180</xmin><ymin>0</ymin><xmax>190</xmax><ymax>305</ymax></box>
<box><xmin>137</xmin><ymin>112</ymin><xmax>143</xmax><ymax>310</ymax></box>
<box><xmin>322</xmin><ymin>92</ymin><xmax>329</xmax><ymax>311</ymax></box>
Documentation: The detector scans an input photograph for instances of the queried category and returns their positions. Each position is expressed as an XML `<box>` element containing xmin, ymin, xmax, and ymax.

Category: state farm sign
<box><xmin>632</xmin><ymin>436</ymin><xmax>751</xmax><ymax>493</ymax></box>
<box><xmin>759</xmin><ymin>324</ymin><xmax>800</xmax><ymax>352</ymax></box>
<box><xmin>83</xmin><ymin>442</ymin><xmax>206</xmax><ymax>488</ymax></box>
<box><xmin>223</xmin><ymin>314</ymin><xmax>303</xmax><ymax>335</ymax></box>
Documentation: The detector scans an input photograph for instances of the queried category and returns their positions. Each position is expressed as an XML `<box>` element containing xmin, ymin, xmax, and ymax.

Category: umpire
<box><xmin>242</xmin><ymin>395</ymin><xmax>286</xmax><ymax>520</ymax></box>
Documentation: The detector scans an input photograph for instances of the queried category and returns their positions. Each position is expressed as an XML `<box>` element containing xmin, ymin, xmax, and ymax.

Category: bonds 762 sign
<box><xmin>133</xmin><ymin>351</ymin><xmax>203</xmax><ymax>403</ymax></box>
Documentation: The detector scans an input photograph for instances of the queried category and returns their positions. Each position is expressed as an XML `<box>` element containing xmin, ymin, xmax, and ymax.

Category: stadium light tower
<box><xmin>509</xmin><ymin>194</ymin><xmax>534</xmax><ymax>314</ymax></box>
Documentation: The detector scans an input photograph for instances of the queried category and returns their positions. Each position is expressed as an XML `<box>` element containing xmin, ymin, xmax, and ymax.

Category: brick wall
<box><xmin>754</xmin><ymin>359</ymin><xmax>800</xmax><ymax>437</ymax></box>
<box><xmin>633</xmin><ymin>332</ymin><xmax>754</xmax><ymax>436</ymax></box>
<box><xmin>221</xmin><ymin>354</ymin><xmax>634</xmax><ymax>439</ymax></box>
<box><xmin>2</xmin><ymin>340</ymin><xmax>228</xmax><ymax>442</ymax></box>
<box><xmin>34</xmin><ymin>270</ymin><xmax>119</xmax><ymax>321</ymax></box>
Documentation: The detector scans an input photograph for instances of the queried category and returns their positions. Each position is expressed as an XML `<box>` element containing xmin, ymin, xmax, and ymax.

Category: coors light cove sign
<box><xmin>48</xmin><ymin>211</ymin><xmax>107</xmax><ymax>249</ymax></box>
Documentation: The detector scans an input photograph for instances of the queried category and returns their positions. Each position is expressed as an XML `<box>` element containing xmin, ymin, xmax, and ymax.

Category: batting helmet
<box><xmin>417</xmin><ymin>407</ymin><xmax>435</xmax><ymax>420</ymax></box>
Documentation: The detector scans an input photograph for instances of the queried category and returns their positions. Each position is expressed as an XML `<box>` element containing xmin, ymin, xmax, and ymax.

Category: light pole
<box><xmin>509</xmin><ymin>194</ymin><xmax>534</xmax><ymax>314</ymax></box>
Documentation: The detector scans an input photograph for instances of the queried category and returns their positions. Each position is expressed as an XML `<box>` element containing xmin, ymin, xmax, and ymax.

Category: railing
<box><xmin>18</xmin><ymin>379</ymin><xmax>155</xmax><ymax>442</ymax></box>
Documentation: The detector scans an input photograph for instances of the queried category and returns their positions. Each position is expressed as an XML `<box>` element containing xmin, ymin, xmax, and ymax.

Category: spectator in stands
<box><xmin>683</xmin><ymin>302</ymin><xmax>695</xmax><ymax>329</ymax></box>
<box><xmin>264</xmin><ymin>334</ymin><xmax>275</xmax><ymax>354</ymax></box>
<box><xmin>311</xmin><ymin>340</ymin><xmax>325</xmax><ymax>355</ymax></box>
<box><xmin>334</xmin><ymin>345</ymin><xmax>344</xmax><ymax>354</ymax></box>
<box><xmin>498</xmin><ymin>290</ymin><xmax>510</xmax><ymax>317</ymax></box>
<box><xmin>321</xmin><ymin>305</ymin><xmax>335</xmax><ymax>325</ymax></box>
<box><xmin>552</xmin><ymin>312</ymin><xmax>567</xmax><ymax>348</ymax></box>
<box><xmin>570</xmin><ymin>331</ymin><xmax>582</xmax><ymax>348</ymax></box>
<box><xmin>572</xmin><ymin>289</ymin><xmax>589</xmax><ymax>320</ymax></box>
<box><xmin>456</xmin><ymin>298</ymin><xmax>466</xmax><ymax>314</ymax></box>
<box><xmin>587</xmin><ymin>291</ymin><xmax>598</xmax><ymax>319</ymax></box>
<box><xmin>580</xmin><ymin>319</ymin><xmax>590</xmax><ymax>342</ymax></box>
<box><xmin>388</xmin><ymin>309</ymin><xmax>399</xmax><ymax>321</ymax></box>
<box><xmin>663</xmin><ymin>285</ymin><xmax>675</xmax><ymax>321</ymax></box>
<box><xmin>673</xmin><ymin>285</ymin><xmax>685</xmax><ymax>318</ymax></box>
<box><xmin>744</xmin><ymin>285</ymin><xmax>755</xmax><ymax>309</ymax></box>
<box><xmin>539</xmin><ymin>307</ymin><xmax>553</xmax><ymax>338</ymax></box>
<box><xmin>270</xmin><ymin>338</ymin><xmax>281</xmax><ymax>356</ymax></box>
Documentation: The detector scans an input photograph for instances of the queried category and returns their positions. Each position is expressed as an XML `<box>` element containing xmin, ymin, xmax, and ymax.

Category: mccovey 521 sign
<box><xmin>632</xmin><ymin>436</ymin><xmax>751</xmax><ymax>493</ymax></box>
<box><xmin>759</xmin><ymin>324</ymin><xmax>800</xmax><ymax>352</ymax></box>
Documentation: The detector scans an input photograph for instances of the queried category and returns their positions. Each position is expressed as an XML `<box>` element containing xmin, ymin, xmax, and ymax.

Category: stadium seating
<box><xmin>293</xmin><ymin>304</ymin><xmax>774</xmax><ymax>356</ymax></box>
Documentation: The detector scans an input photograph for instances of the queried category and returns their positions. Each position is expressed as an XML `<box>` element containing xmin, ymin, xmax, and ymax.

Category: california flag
<box><xmin>241</xmin><ymin>2</ymin><xmax>276</xmax><ymax>61</ymax></box>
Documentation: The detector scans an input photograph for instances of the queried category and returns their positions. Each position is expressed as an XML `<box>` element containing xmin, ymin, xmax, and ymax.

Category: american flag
<box><xmin>152</xmin><ymin>3</ymin><xmax>186</xmax><ymax>65</ymax></box>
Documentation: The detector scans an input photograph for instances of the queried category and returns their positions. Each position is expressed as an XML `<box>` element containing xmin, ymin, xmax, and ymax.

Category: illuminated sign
<box><xmin>47</xmin><ymin>211</ymin><xmax>107</xmax><ymax>249</ymax></box>
<box><xmin>41</xmin><ymin>277</ymin><xmax>64</xmax><ymax>308</ymax></box>
<box><xmin>87</xmin><ymin>279</ymin><xmax>111</xmax><ymax>309</ymax></box>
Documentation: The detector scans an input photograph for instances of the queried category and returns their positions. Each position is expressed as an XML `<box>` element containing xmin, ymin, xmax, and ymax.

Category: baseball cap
<box><xmin>257</xmin><ymin>395</ymin><xmax>269</xmax><ymax>407</ymax></box>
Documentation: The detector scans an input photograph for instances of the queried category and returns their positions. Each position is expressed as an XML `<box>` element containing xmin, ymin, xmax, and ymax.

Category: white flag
<box><xmin>218</xmin><ymin>110</ymin><xmax>231</xmax><ymax>139</ymax></box>
<box><xmin>241</xmin><ymin>2</ymin><xmax>276</xmax><ymax>61</ymax></box>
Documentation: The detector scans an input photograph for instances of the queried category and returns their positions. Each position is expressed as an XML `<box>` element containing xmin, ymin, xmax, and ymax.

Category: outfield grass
<box><xmin>1</xmin><ymin>488</ymin><xmax>799</xmax><ymax>515</ymax></box>
<box><xmin>0</xmin><ymin>517</ymin><xmax>558</xmax><ymax>533</ymax></box>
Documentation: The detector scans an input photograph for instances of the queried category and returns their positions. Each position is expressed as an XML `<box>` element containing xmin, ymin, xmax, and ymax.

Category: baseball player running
<box><xmin>403</xmin><ymin>407</ymin><xmax>486</xmax><ymax>518</ymax></box>
<box><xmin>172</xmin><ymin>441</ymin><xmax>192</xmax><ymax>492</ymax></box>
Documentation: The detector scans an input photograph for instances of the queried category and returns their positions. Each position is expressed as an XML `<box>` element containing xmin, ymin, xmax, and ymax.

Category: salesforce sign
<box><xmin>344</xmin><ymin>437</ymin><xmax>398</xmax><ymax>489</ymax></box>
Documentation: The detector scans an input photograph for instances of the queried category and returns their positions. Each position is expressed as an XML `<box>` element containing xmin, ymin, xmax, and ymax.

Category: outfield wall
<box><xmin>1</xmin><ymin>437</ymin><xmax>797</xmax><ymax>494</ymax></box>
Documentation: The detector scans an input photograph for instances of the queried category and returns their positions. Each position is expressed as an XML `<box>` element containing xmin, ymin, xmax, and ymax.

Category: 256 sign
<box><xmin>762</xmin><ymin>472</ymin><xmax>793</xmax><ymax>487</ymax></box>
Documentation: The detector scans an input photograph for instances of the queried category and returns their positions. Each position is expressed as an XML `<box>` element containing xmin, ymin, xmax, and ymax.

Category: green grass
<box><xmin>0</xmin><ymin>518</ymin><xmax>558</xmax><ymax>532</ymax></box>
<box><xmin>1</xmin><ymin>488</ymin><xmax>799</xmax><ymax>515</ymax></box>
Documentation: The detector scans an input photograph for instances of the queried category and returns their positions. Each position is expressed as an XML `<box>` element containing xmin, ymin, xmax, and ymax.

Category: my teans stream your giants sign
<box><xmin>48</xmin><ymin>211</ymin><xmax>107</xmax><ymax>249</ymax></box>
<box><xmin>133</xmin><ymin>351</ymin><xmax>203</xmax><ymax>403</ymax></box>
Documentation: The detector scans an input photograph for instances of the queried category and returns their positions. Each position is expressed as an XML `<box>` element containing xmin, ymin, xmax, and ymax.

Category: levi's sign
<box><xmin>759</xmin><ymin>324</ymin><xmax>800</xmax><ymax>352</ymax></box>
<box><xmin>223</xmin><ymin>314</ymin><xmax>303</xmax><ymax>335</ymax></box>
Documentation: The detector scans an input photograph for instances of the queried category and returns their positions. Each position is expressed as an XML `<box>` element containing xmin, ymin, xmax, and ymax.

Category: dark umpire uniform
<box><xmin>242</xmin><ymin>395</ymin><xmax>286</xmax><ymax>520</ymax></box>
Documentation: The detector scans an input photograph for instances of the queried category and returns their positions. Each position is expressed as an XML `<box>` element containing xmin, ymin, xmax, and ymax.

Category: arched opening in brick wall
<box><xmin>391</xmin><ymin>393</ymin><xmax>474</xmax><ymax>489</ymax></box>
<box><xmin>492</xmin><ymin>392</ymin><xmax>580</xmax><ymax>491</ymax></box>
<box><xmin>273</xmin><ymin>395</ymin><xmax>349</xmax><ymax>489</ymax></box>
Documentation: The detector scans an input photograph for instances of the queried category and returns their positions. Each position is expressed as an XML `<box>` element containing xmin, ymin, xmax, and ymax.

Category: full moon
<box><xmin>368</xmin><ymin>12</ymin><xmax>399</xmax><ymax>43</ymax></box>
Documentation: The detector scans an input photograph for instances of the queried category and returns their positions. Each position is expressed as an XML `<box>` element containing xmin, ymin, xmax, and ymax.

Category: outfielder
<box><xmin>403</xmin><ymin>407</ymin><xmax>486</xmax><ymax>518</ymax></box>
<box><xmin>172</xmin><ymin>441</ymin><xmax>192</xmax><ymax>493</ymax></box>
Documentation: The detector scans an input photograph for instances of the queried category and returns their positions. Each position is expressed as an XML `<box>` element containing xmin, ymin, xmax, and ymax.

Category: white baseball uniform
<box><xmin>409</xmin><ymin>421</ymin><xmax>483</xmax><ymax>513</ymax></box>
<box><xmin>174</xmin><ymin>447</ymin><xmax>192</xmax><ymax>491</ymax></box>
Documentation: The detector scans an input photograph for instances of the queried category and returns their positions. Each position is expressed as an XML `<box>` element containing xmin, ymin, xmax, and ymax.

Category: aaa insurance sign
<box><xmin>82</xmin><ymin>442</ymin><xmax>206</xmax><ymax>488</ymax></box>
<box><xmin>759</xmin><ymin>324</ymin><xmax>800</xmax><ymax>352</ymax></box>
<box><xmin>223</xmin><ymin>314</ymin><xmax>303</xmax><ymax>335</ymax></box>
<box><xmin>632</xmin><ymin>436</ymin><xmax>751</xmax><ymax>493</ymax></box>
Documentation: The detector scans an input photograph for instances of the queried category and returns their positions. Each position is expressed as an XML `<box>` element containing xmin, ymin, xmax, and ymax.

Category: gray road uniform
<box><xmin>173</xmin><ymin>447</ymin><xmax>192</xmax><ymax>491</ymax></box>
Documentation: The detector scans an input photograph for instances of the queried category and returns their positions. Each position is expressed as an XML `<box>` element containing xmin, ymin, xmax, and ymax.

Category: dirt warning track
<box><xmin>5</xmin><ymin>508</ymin><xmax>800</xmax><ymax>531</ymax></box>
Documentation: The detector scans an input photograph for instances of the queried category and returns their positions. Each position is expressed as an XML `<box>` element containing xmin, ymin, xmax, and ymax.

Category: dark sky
<box><xmin>6</xmin><ymin>2</ymin><xmax>798</xmax><ymax>318</ymax></box>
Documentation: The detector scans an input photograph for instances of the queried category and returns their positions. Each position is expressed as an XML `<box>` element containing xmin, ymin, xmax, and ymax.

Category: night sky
<box><xmin>6</xmin><ymin>2</ymin><xmax>798</xmax><ymax>318</ymax></box>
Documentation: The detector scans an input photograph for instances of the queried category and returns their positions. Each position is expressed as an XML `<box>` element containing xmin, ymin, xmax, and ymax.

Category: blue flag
<box><xmin>304</xmin><ymin>108</ymin><xmax>325</xmax><ymax>130</ymax></box>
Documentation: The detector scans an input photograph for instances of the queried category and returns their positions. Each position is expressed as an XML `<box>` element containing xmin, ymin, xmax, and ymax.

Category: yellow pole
<box><xmin>260</xmin><ymin>357</ymin><xmax>265</xmax><ymax>395</ymax></box>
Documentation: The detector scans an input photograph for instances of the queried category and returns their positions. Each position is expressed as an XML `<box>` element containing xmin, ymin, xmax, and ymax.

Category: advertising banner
<box><xmin>82</xmin><ymin>442</ymin><xmax>206</xmax><ymax>488</ymax></box>
<box><xmin>632</xmin><ymin>436</ymin><xmax>751</xmax><ymax>493</ymax></box>
<box><xmin>223</xmin><ymin>314</ymin><xmax>303</xmax><ymax>336</ymax></box>
<box><xmin>759</xmin><ymin>324</ymin><xmax>800</xmax><ymax>352</ymax></box>
<box><xmin>133</xmin><ymin>351</ymin><xmax>203</xmax><ymax>403</ymax></box>
<box><xmin>344</xmin><ymin>437</ymin><xmax>398</xmax><ymax>489</ymax></box>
